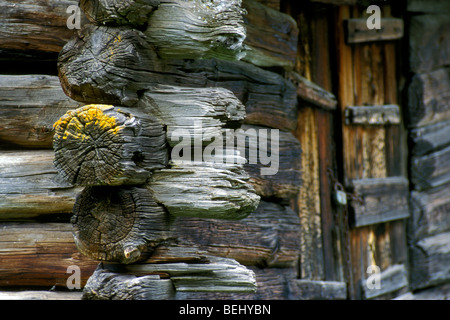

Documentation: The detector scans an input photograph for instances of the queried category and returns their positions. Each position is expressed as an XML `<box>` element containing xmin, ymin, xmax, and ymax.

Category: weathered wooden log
<box><xmin>410</xmin><ymin>231</ymin><xmax>450</xmax><ymax>290</ymax></box>
<box><xmin>410</xmin><ymin>182</ymin><xmax>450</xmax><ymax>241</ymax></box>
<box><xmin>144</xmin><ymin>0</ymin><xmax>246</xmax><ymax>61</ymax></box>
<box><xmin>148</xmin><ymin>159</ymin><xmax>260</xmax><ymax>220</ymax></box>
<box><xmin>241</xmin><ymin>0</ymin><xmax>298</xmax><ymax>69</ymax></box>
<box><xmin>138</xmin><ymin>86</ymin><xmax>246</xmax><ymax>146</ymax></box>
<box><xmin>407</xmin><ymin>67</ymin><xmax>450</xmax><ymax>128</ymax></box>
<box><xmin>172</xmin><ymin>200</ymin><xmax>301</xmax><ymax>268</ymax></box>
<box><xmin>411</xmin><ymin>145</ymin><xmax>450</xmax><ymax>191</ymax></box>
<box><xmin>410</xmin><ymin>119</ymin><xmax>450</xmax><ymax>156</ymax></box>
<box><xmin>71</xmin><ymin>186</ymin><xmax>173</xmax><ymax>264</ymax></box>
<box><xmin>236</xmin><ymin>124</ymin><xmax>302</xmax><ymax>200</ymax></box>
<box><xmin>80</xmin><ymin>0</ymin><xmax>159</xmax><ymax>26</ymax></box>
<box><xmin>409</xmin><ymin>14</ymin><xmax>450</xmax><ymax>73</ymax></box>
<box><xmin>0</xmin><ymin>0</ymin><xmax>89</xmax><ymax>53</ymax></box>
<box><xmin>0</xmin><ymin>201</ymin><xmax>299</xmax><ymax>287</ymax></box>
<box><xmin>288</xmin><ymin>71</ymin><xmax>337</xmax><ymax>111</ymax></box>
<box><xmin>53</xmin><ymin>104</ymin><xmax>167</xmax><ymax>186</ymax></box>
<box><xmin>0</xmin><ymin>75</ymin><xmax>83</xmax><ymax>148</ymax></box>
<box><xmin>0</xmin><ymin>150</ymin><xmax>81</xmax><ymax>219</ymax></box>
<box><xmin>348</xmin><ymin>177</ymin><xmax>410</xmax><ymax>227</ymax></box>
<box><xmin>0</xmin><ymin>291</ymin><xmax>82</xmax><ymax>300</ymax></box>
<box><xmin>82</xmin><ymin>257</ymin><xmax>256</xmax><ymax>299</ymax></box>
<box><xmin>345</xmin><ymin>18</ymin><xmax>404</xmax><ymax>44</ymax></box>
<box><xmin>361</xmin><ymin>264</ymin><xmax>409</xmax><ymax>300</ymax></box>
<box><xmin>0</xmin><ymin>222</ymin><xmax>97</xmax><ymax>287</ymax></box>
<box><xmin>58</xmin><ymin>25</ymin><xmax>297</xmax><ymax>130</ymax></box>
<box><xmin>407</xmin><ymin>0</ymin><xmax>450</xmax><ymax>14</ymax></box>
<box><xmin>290</xmin><ymin>280</ymin><xmax>347</xmax><ymax>300</ymax></box>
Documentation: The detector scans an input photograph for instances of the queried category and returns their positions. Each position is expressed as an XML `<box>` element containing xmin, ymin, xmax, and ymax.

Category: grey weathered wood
<box><xmin>409</xmin><ymin>14</ymin><xmax>450</xmax><ymax>73</ymax></box>
<box><xmin>0</xmin><ymin>291</ymin><xmax>82</xmax><ymax>300</ymax></box>
<box><xmin>410</xmin><ymin>182</ymin><xmax>450</xmax><ymax>241</ymax></box>
<box><xmin>291</xmin><ymin>280</ymin><xmax>347</xmax><ymax>300</ymax></box>
<box><xmin>362</xmin><ymin>264</ymin><xmax>409</xmax><ymax>299</ymax></box>
<box><xmin>58</xmin><ymin>25</ymin><xmax>297</xmax><ymax>131</ymax></box>
<box><xmin>0</xmin><ymin>75</ymin><xmax>83</xmax><ymax>148</ymax></box>
<box><xmin>349</xmin><ymin>177</ymin><xmax>410</xmax><ymax>227</ymax></box>
<box><xmin>410</xmin><ymin>231</ymin><xmax>450</xmax><ymax>290</ymax></box>
<box><xmin>172</xmin><ymin>201</ymin><xmax>301</xmax><ymax>268</ymax></box>
<box><xmin>395</xmin><ymin>282</ymin><xmax>450</xmax><ymax>300</ymax></box>
<box><xmin>407</xmin><ymin>67</ymin><xmax>450</xmax><ymax>128</ymax></box>
<box><xmin>138</xmin><ymin>86</ymin><xmax>245</xmax><ymax>146</ymax></box>
<box><xmin>82</xmin><ymin>264</ymin><xmax>175</xmax><ymax>300</ymax></box>
<box><xmin>72</xmin><ymin>186</ymin><xmax>172</xmax><ymax>264</ymax></box>
<box><xmin>241</xmin><ymin>0</ymin><xmax>298</xmax><ymax>69</ymax></box>
<box><xmin>407</xmin><ymin>0</ymin><xmax>450</xmax><ymax>14</ymax></box>
<box><xmin>0</xmin><ymin>0</ymin><xmax>88</xmax><ymax>52</ymax></box>
<box><xmin>236</xmin><ymin>124</ymin><xmax>302</xmax><ymax>200</ymax></box>
<box><xmin>0</xmin><ymin>150</ymin><xmax>81</xmax><ymax>218</ymax></box>
<box><xmin>53</xmin><ymin>105</ymin><xmax>167</xmax><ymax>186</ymax></box>
<box><xmin>410</xmin><ymin>119</ymin><xmax>450</xmax><ymax>156</ymax></box>
<box><xmin>82</xmin><ymin>257</ymin><xmax>256</xmax><ymax>299</ymax></box>
<box><xmin>80</xmin><ymin>0</ymin><xmax>159</xmax><ymax>26</ymax></box>
<box><xmin>148</xmin><ymin>159</ymin><xmax>260</xmax><ymax>220</ymax></box>
<box><xmin>344</xmin><ymin>105</ymin><xmax>401</xmax><ymax>126</ymax></box>
<box><xmin>345</xmin><ymin>18</ymin><xmax>404</xmax><ymax>44</ymax></box>
<box><xmin>144</xmin><ymin>0</ymin><xmax>246</xmax><ymax>61</ymax></box>
<box><xmin>288</xmin><ymin>72</ymin><xmax>337</xmax><ymax>111</ymax></box>
<box><xmin>411</xmin><ymin>145</ymin><xmax>450</xmax><ymax>191</ymax></box>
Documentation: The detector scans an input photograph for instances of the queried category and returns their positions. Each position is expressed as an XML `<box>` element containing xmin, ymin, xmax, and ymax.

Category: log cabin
<box><xmin>0</xmin><ymin>0</ymin><xmax>449</xmax><ymax>300</ymax></box>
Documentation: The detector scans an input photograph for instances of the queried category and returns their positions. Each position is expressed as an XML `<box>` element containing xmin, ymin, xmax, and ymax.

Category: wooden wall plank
<box><xmin>410</xmin><ymin>119</ymin><xmax>450</xmax><ymax>157</ymax></box>
<box><xmin>345</xmin><ymin>18</ymin><xmax>404</xmax><ymax>44</ymax></box>
<box><xmin>291</xmin><ymin>280</ymin><xmax>347</xmax><ymax>300</ymax></box>
<box><xmin>411</xmin><ymin>145</ymin><xmax>450</xmax><ymax>191</ymax></box>
<box><xmin>407</xmin><ymin>67</ymin><xmax>450</xmax><ymax>128</ymax></box>
<box><xmin>410</xmin><ymin>231</ymin><xmax>450</xmax><ymax>290</ymax></box>
<box><xmin>349</xmin><ymin>177</ymin><xmax>410</xmax><ymax>227</ymax></box>
<box><xmin>409</xmin><ymin>14</ymin><xmax>450</xmax><ymax>73</ymax></box>
<box><xmin>362</xmin><ymin>264</ymin><xmax>409</xmax><ymax>299</ymax></box>
<box><xmin>0</xmin><ymin>75</ymin><xmax>82</xmax><ymax>148</ymax></box>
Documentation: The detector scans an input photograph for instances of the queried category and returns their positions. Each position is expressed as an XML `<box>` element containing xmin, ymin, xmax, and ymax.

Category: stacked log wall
<box><xmin>0</xmin><ymin>0</ymin><xmax>305</xmax><ymax>299</ymax></box>
<box><xmin>406</xmin><ymin>0</ymin><xmax>450</xmax><ymax>291</ymax></box>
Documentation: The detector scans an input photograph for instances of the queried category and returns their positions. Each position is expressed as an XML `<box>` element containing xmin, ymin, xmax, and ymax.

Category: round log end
<box><xmin>72</xmin><ymin>186</ymin><xmax>171</xmax><ymax>264</ymax></box>
<box><xmin>53</xmin><ymin>104</ymin><xmax>167</xmax><ymax>186</ymax></box>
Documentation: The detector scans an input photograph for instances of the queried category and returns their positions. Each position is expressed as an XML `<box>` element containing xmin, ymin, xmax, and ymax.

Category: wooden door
<box><xmin>335</xmin><ymin>4</ymin><xmax>410</xmax><ymax>299</ymax></box>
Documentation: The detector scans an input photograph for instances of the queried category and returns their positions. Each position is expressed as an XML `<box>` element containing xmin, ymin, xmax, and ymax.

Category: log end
<box><xmin>53</xmin><ymin>104</ymin><xmax>167</xmax><ymax>186</ymax></box>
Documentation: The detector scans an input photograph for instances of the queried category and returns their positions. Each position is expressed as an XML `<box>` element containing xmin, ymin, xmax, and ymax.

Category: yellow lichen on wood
<box><xmin>53</xmin><ymin>104</ymin><xmax>123</xmax><ymax>141</ymax></box>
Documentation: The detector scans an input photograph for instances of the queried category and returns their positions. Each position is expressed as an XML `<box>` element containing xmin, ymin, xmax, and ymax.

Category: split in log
<box><xmin>0</xmin><ymin>150</ymin><xmax>81</xmax><ymax>219</ymax></box>
<box><xmin>144</xmin><ymin>0</ymin><xmax>246</xmax><ymax>61</ymax></box>
<box><xmin>407</xmin><ymin>67</ymin><xmax>450</xmax><ymax>128</ymax></box>
<box><xmin>148</xmin><ymin>159</ymin><xmax>260</xmax><ymax>220</ymax></box>
<box><xmin>410</xmin><ymin>119</ymin><xmax>450</xmax><ymax>157</ymax></box>
<box><xmin>53</xmin><ymin>104</ymin><xmax>167</xmax><ymax>186</ymax></box>
<box><xmin>409</xmin><ymin>14</ymin><xmax>450</xmax><ymax>73</ymax></box>
<box><xmin>410</xmin><ymin>231</ymin><xmax>450</xmax><ymax>290</ymax></box>
<box><xmin>80</xmin><ymin>0</ymin><xmax>159</xmax><ymax>27</ymax></box>
<box><xmin>72</xmin><ymin>186</ymin><xmax>172</xmax><ymax>264</ymax></box>
<box><xmin>410</xmin><ymin>181</ymin><xmax>450</xmax><ymax>240</ymax></box>
<box><xmin>137</xmin><ymin>86</ymin><xmax>246</xmax><ymax>146</ymax></box>
<box><xmin>241</xmin><ymin>0</ymin><xmax>298</xmax><ymax>69</ymax></box>
<box><xmin>57</xmin><ymin>25</ymin><xmax>298</xmax><ymax>131</ymax></box>
<box><xmin>411</xmin><ymin>145</ymin><xmax>450</xmax><ymax>191</ymax></box>
<box><xmin>0</xmin><ymin>75</ymin><xmax>83</xmax><ymax>148</ymax></box>
<box><xmin>82</xmin><ymin>256</ymin><xmax>256</xmax><ymax>299</ymax></box>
